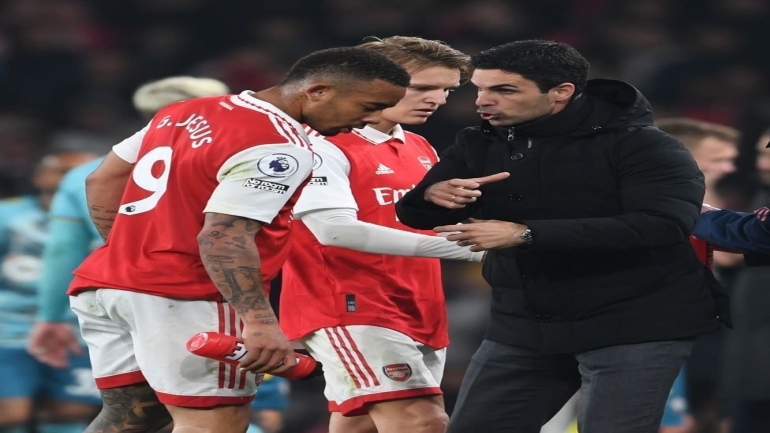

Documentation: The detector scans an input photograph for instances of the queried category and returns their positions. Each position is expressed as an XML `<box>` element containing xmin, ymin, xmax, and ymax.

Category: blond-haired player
<box><xmin>281</xmin><ymin>36</ymin><xmax>476</xmax><ymax>433</ymax></box>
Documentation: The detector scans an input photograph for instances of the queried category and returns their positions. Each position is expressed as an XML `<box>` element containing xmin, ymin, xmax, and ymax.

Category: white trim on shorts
<box><xmin>70</xmin><ymin>289</ymin><xmax>258</xmax><ymax>407</ymax></box>
<box><xmin>302</xmin><ymin>325</ymin><xmax>445</xmax><ymax>416</ymax></box>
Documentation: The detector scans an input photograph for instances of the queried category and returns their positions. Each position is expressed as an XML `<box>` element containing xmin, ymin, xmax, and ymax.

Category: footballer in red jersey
<box><xmin>68</xmin><ymin>47</ymin><xmax>409</xmax><ymax>433</ymax></box>
<box><xmin>280</xmin><ymin>37</ymin><xmax>474</xmax><ymax>433</ymax></box>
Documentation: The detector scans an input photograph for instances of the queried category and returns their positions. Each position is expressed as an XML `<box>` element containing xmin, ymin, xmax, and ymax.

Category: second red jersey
<box><xmin>70</xmin><ymin>92</ymin><xmax>313</xmax><ymax>300</ymax></box>
<box><xmin>280</xmin><ymin>126</ymin><xmax>448</xmax><ymax>348</ymax></box>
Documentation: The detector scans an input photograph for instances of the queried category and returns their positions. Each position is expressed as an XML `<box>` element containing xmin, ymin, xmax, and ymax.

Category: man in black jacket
<box><xmin>396</xmin><ymin>40</ymin><xmax>729</xmax><ymax>433</ymax></box>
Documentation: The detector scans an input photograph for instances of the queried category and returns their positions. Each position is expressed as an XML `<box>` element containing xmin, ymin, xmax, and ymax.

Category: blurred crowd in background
<box><xmin>2</xmin><ymin>0</ymin><xmax>770</xmax><ymax>432</ymax></box>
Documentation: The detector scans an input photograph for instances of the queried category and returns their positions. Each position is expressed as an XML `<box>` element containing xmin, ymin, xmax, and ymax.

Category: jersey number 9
<box><xmin>119</xmin><ymin>146</ymin><xmax>172</xmax><ymax>215</ymax></box>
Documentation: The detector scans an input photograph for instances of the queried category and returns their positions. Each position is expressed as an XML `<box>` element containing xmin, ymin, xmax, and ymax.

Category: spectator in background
<box><xmin>396</xmin><ymin>39</ymin><xmax>729</xmax><ymax>433</ymax></box>
<box><xmin>693</xmin><ymin>128</ymin><xmax>770</xmax><ymax>256</ymax></box>
<box><xmin>0</xmin><ymin>116</ymin><xmax>49</xmax><ymax>198</ymax></box>
<box><xmin>656</xmin><ymin>118</ymin><xmax>741</xmax><ymax>433</ymax></box>
<box><xmin>691</xmin><ymin>127</ymin><xmax>770</xmax><ymax>433</ymax></box>
<box><xmin>657</xmin><ymin>118</ymin><xmax>739</xmax><ymax>208</ymax></box>
<box><xmin>0</xmin><ymin>148</ymin><xmax>100</xmax><ymax>433</ymax></box>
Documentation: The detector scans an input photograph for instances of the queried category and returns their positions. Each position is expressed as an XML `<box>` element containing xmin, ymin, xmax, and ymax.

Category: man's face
<box><xmin>472</xmin><ymin>69</ymin><xmax>558</xmax><ymax>127</ymax></box>
<box><xmin>380</xmin><ymin>66</ymin><xmax>461</xmax><ymax>126</ymax></box>
<box><xmin>755</xmin><ymin>134</ymin><xmax>770</xmax><ymax>186</ymax></box>
<box><xmin>33</xmin><ymin>151</ymin><xmax>98</xmax><ymax>209</ymax></box>
<box><xmin>690</xmin><ymin>137</ymin><xmax>737</xmax><ymax>187</ymax></box>
<box><xmin>304</xmin><ymin>79</ymin><xmax>406</xmax><ymax>136</ymax></box>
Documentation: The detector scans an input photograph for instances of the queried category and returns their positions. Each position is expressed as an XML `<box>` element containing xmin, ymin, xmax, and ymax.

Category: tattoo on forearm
<box><xmin>85</xmin><ymin>383</ymin><xmax>171</xmax><ymax>432</ymax></box>
<box><xmin>89</xmin><ymin>205</ymin><xmax>117</xmax><ymax>241</ymax></box>
<box><xmin>199</xmin><ymin>213</ymin><xmax>278</xmax><ymax>324</ymax></box>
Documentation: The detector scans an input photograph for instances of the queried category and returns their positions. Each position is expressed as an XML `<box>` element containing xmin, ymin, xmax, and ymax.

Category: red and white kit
<box><xmin>69</xmin><ymin>91</ymin><xmax>313</xmax><ymax>407</ymax></box>
<box><xmin>281</xmin><ymin>125</ymin><xmax>476</xmax><ymax>415</ymax></box>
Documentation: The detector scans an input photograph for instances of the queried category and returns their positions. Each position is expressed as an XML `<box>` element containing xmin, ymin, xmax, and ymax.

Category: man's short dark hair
<box><xmin>282</xmin><ymin>47</ymin><xmax>411</xmax><ymax>89</ymax></box>
<box><xmin>472</xmin><ymin>40</ymin><xmax>590</xmax><ymax>95</ymax></box>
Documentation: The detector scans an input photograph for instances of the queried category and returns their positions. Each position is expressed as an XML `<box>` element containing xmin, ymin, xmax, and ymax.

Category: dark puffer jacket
<box><xmin>397</xmin><ymin>79</ymin><xmax>730</xmax><ymax>354</ymax></box>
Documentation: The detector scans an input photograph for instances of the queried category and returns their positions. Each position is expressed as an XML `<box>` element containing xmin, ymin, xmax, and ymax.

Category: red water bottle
<box><xmin>186</xmin><ymin>332</ymin><xmax>322</xmax><ymax>380</ymax></box>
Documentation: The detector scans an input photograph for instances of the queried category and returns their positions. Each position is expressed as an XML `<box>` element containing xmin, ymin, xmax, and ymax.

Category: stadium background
<box><xmin>1</xmin><ymin>0</ymin><xmax>770</xmax><ymax>432</ymax></box>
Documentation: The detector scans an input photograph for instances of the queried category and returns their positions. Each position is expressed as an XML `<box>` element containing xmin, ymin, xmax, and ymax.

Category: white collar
<box><xmin>353</xmin><ymin>124</ymin><xmax>405</xmax><ymax>145</ymax></box>
<box><xmin>231</xmin><ymin>91</ymin><xmax>302</xmax><ymax>129</ymax></box>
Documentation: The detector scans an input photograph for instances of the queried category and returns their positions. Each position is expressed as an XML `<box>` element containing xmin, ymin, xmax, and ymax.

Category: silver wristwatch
<box><xmin>520</xmin><ymin>228</ymin><xmax>534</xmax><ymax>245</ymax></box>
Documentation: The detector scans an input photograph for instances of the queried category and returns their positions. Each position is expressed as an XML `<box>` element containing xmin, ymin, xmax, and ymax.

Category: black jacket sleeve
<box><xmin>744</xmin><ymin>253</ymin><xmax>770</xmax><ymax>266</ymax></box>
<box><xmin>396</xmin><ymin>139</ymin><xmax>482</xmax><ymax>229</ymax></box>
<box><xmin>523</xmin><ymin>128</ymin><xmax>704</xmax><ymax>250</ymax></box>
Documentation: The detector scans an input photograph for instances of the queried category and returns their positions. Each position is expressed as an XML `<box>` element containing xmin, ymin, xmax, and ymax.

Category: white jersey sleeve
<box><xmin>204</xmin><ymin>143</ymin><xmax>313</xmax><ymax>223</ymax></box>
<box><xmin>292</xmin><ymin>136</ymin><xmax>358</xmax><ymax>217</ymax></box>
<box><xmin>112</xmin><ymin>123</ymin><xmax>150</xmax><ymax>164</ymax></box>
<box><xmin>300</xmin><ymin>208</ymin><xmax>484</xmax><ymax>262</ymax></box>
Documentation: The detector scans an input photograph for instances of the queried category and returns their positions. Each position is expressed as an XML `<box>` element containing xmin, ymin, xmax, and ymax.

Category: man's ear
<box><xmin>550</xmin><ymin>83</ymin><xmax>575</xmax><ymax>102</ymax></box>
<box><xmin>305</xmin><ymin>83</ymin><xmax>333</xmax><ymax>102</ymax></box>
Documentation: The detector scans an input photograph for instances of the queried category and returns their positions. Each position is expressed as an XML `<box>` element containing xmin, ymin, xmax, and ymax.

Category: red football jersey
<box><xmin>69</xmin><ymin>92</ymin><xmax>313</xmax><ymax>300</ymax></box>
<box><xmin>280</xmin><ymin>125</ymin><xmax>448</xmax><ymax>348</ymax></box>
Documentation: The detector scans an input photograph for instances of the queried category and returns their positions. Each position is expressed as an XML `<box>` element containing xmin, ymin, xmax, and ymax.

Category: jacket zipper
<box><xmin>507</xmin><ymin>127</ymin><xmax>515</xmax><ymax>141</ymax></box>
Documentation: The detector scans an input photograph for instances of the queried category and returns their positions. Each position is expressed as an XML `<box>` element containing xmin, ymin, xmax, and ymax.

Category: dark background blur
<box><xmin>2</xmin><ymin>1</ymin><xmax>769</xmax><ymax>432</ymax></box>
<box><xmin>3</xmin><ymin>0</ymin><xmax>770</xmax><ymax>198</ymax></box>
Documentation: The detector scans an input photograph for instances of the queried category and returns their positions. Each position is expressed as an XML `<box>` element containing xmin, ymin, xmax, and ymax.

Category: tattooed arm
<box><xmin>86</xmin><ymin>152</ymin><xmax>133</xmax><ymax>240</ymax></box>
<box><xmin>198</xmin><ymin>212</ymin><xmax>296</xmax><ymax>374</ymax></box>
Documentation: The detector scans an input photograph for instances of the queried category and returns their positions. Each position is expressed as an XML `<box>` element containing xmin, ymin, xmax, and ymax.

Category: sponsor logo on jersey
<box><xmin>308</xmin><ymin>176</ymin><xmax>328</xmax><ymax>186</ymax></box>
<box><xmin>312</xmin><ymin>152</ymin><xmax>323</xmax><ymax>170</ymax></box>
<box><xmin>375</xmin><ymin>163</ymin><xmax>395</xmax><ymax>175</ymax></box>
<box><xmin>418</xmin><ymin>156</ymin><xmax>433</xmax><ymax>170</ymax></box>
<box><xmin>382</xmin><ymin>363</ymin><xmax>412</xmax><ymax>382</ymax></box>
<box><xmin>258</xmin><ymin>153</ymin><xmax>299</xmax><ymax>178</ymax></box>
<box><xmin>372</xmin><ymin>185</ymin><xmax>416</xmax><ymax>205</ymax></box>
<box><xmin>1</xmin><ymin>254</ymin><xmax>42</xmax><ymax>286</ymax></box>
<box><xmin>243</xmin><ymin>178</ymin><xmax>290</xmax><ymax>194</ymax></box>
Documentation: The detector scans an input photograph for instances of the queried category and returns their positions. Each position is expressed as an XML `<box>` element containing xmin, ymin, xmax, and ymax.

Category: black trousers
<box><xmin>448</xmin><ymin>338</ymin><xmax>694</xmax><ymax>433</ymax></box>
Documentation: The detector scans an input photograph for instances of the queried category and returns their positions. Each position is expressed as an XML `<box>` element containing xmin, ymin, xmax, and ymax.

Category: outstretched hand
<box><xmin>434</xmin><ymin>218</ymin><xmax>529</xmax><ymax>252</ymax></box>
<box><xmin>424</xmin><ymin>172</ymin><xmax>510</xmax><ymax>209</ymax></box>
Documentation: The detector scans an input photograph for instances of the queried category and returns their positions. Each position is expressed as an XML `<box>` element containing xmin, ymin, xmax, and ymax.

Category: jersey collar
<box><xmin>353</xmin><ymin>124</ymin><xmax>405</xmax><ymax>145</ymax></box>
<box><xmin>232</xmin><ymin>91</ymin><xmax>304</xmax><ymax>131</ymax></box>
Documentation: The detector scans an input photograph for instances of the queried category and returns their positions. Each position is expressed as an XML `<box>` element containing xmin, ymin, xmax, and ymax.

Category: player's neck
<box><xmin>368</xmin><ymin>119</ymin><xmax>399</xmax><ymax>135</ymax></box>
<box><xmin>249</xmin><ymin>89</ymin><xmax>300</xmax><ymax>119</ymax></box>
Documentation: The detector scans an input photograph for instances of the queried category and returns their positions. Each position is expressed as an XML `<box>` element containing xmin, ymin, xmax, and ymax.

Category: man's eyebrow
<box><xmin>410</xmin><ymin>84</ymin><xmax>461</xmax><ymax>89</ymax></box>
<box><xmin>487</xmin><ymin>84</ymin><xmax>519</xmax><ymax>90</ymax></box>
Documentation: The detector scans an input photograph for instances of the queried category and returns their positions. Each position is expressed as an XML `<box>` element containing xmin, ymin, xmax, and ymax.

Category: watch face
<box><xmin>520</xmin><ymin>229</ymin><xmax>533</xmax><ymax>244</ymax></box>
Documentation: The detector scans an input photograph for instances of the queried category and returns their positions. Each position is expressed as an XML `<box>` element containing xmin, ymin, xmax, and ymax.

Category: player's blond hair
<box><xmin>358</xmin><ymin>36</ymin><xmax>471</xmax><ymax>83</ymax></box>
<box><xmin>132</xmin><ymin>76</ymin><xmax>230</xmax><ymax>119</ymax></box>
<box><xmin>657</xmin><ymin>118</ymin><xmax>740</xmax><ymax>151</ymax></box>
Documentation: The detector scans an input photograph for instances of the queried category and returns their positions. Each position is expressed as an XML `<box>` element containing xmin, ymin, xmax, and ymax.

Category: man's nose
<box><xmin>476</xmin><ymin>91</ymin><xmax>493</xmax><ymax>106</ymax></box>
<box><xmin>425</xmin><ymin>89</ymin><xmax>448</xmax><ymax>106</ymax></box>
